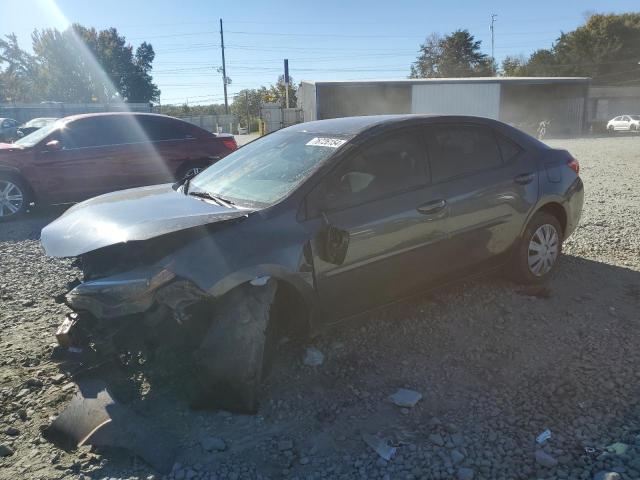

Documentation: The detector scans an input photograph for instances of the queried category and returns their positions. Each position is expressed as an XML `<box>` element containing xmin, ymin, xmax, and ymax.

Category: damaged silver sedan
<box><xmin>41</xmin><ymin>114</ymin><xmax>584</xmax><ymax>414</ymax></box>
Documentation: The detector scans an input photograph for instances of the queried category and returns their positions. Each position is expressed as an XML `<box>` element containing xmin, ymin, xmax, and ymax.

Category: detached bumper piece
<box><xmin>43</xmin><ymin>379</ymin><xmax>177</xmax><ymax>474</ymax></box>
<box><xmin>55</xmin><ymin>312</ymin><xmax>86</xmax><ymax>348</ymax></box>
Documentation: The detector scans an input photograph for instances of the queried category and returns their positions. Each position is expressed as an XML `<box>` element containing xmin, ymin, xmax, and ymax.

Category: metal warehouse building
<box><xmin>298</xmin><ymin>77</ymin><xmax>591</xmax><ymax>135</ymax></box>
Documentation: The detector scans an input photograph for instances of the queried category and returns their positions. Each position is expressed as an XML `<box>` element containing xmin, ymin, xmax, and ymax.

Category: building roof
<box><xmin>301</xmin><ymin>77</ymin><xmax>591</xmax><ymax>86</ymax></box>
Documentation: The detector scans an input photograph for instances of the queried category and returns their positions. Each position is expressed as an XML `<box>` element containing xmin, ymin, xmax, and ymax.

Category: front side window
<box><xmin>64</xmin><ymin>117</ymin><xmax>146</xmax><ymax>148</ymax></box>
<box><xmin>320</xmin><ymin>130</ymin><xmax>428</xmax><ymax>211</ymax></box>
<box><xmin>189</xmin><ymin>130</ymin><xmax>348</xmax><ymax>207</ymax></box>
<box><xmin>427</xmin><ymin>125</ymin><xmax>502</xmax><ymax>183</ymax></box>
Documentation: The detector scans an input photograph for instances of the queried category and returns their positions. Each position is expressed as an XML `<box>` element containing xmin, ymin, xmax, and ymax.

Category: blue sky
<box><xmin>1</xmin><ymin>0</ymin><xmax>637</xmax><ymax>105</ymax></box>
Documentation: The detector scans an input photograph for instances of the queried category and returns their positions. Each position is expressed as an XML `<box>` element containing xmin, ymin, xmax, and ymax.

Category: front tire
<box><xmin>511</xmin><ymin>212</ymin><xmax>563</xmax><ymax>285</ymax></box>
<box><xmin>0</xmin><ymin>176</ymin><xmax>30</xmax><ymax>221</ymax></box>
<box><xmin>192</xmin><ymin>280</ymin><xmax>278</xmax><ymax>413</ymax></box>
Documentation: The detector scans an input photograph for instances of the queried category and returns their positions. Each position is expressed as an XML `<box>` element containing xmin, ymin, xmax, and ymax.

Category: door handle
<box><xmin>514</xmin><ymin>173</ymin><xmax>534</xmax><ymax>185</ymax></box>
<box><xmin>417</xmin><ymin>199</ymin><xmax>447</xmax><ymax>215</ymax></box>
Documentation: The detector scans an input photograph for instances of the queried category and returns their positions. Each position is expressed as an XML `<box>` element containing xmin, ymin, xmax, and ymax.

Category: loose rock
<box><xmin>303</xmin><ymin>347</ymin><xmax>324</xmax><ymax>366</ymax></box>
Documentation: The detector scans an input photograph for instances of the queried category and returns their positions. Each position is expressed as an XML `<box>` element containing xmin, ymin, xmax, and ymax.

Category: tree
<box><xmin>410</xmin><ymin>30</ymin><xmax>493</xmax><ymax>78</ymax></box>
<box><xmin>264</xmin><ymin>75</ymin><xmax>297</xmax><ymax>107</ymax></box>
<box><xmin>0</xmin><ymin>34</ymin><xmax>41</xmax><ymax>101</ymax></box>
<box><xmin>501</xmin><ymin>55</ymin><xmax>527</xmax><ymax>76</ymax></box>
<box><xmin>501</xmin><ymin>13</ymin><xmax>640</xmax><ymax>85</ymax></box>
<box><xmin>0</xmin><ymin>24</ymin><xmax>160</xmax><ymax>103</ymax></box>
<box><xmin>231</xmin><ymin>88</ymin><xmax>265</xmax><ymax>126</ymax></box>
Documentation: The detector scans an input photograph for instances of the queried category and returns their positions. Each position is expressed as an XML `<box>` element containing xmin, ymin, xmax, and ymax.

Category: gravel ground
<box><xmin>0</xmin><ymin>136</ymin><xmax>639</xmax><ymax>480</ymax></box>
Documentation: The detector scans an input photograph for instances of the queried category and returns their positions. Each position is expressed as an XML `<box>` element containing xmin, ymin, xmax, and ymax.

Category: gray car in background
<box><xmin>41</xmin><ymin>114</ymin><xmax>584</xmax><ymax>412</ymax></box>
<box><xmin>0</xmin><ymin>118</ymin><xmax>19</xmax><ymax>142</ymax></box>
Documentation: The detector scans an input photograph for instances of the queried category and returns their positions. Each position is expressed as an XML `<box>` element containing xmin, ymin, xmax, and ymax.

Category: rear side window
<box><xmin>322</xmin><ymin>129</ymin><xmax>427</xmax><ymax>211</ymax></box>
<box><xmin>427</xmin><ymin>125</ymin><xmax>502</xmax><ymax>182</ymax></box>
<box><xmin>139</xmin><ymin>117</ymin><xmax>189</xmax><ymax>141</ymax></box>
<box><xmin>496</xmin><ymin>134</ymin><xmax>523</xmax><ymax>162</ymax></box>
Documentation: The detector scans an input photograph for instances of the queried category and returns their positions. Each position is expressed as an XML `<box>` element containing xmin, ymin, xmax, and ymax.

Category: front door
<box><xmin>307</xmin><ymin>128</ymin><xmax>450</xmax><ymax>320</ymax></box>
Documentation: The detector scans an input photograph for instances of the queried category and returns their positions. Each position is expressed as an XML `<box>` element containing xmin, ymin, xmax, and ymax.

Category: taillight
<box><xmin>567</xmin><ymin>157</ymin><xmax>579</xmax><ymax>175</ymax></box>
<box><xmin>221</xmin><ymin>137</ymin><xmax>237</xmax><ymax>151</ymax></box>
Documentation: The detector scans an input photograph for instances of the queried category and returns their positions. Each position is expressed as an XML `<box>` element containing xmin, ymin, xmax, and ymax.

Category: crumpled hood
<box><xmin>41</xmin><ymin>183</ymin><xmax>254</xmax><ymax>257</ymax></box>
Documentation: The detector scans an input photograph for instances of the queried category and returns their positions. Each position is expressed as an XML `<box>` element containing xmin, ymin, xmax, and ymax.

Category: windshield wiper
<box><xmin>188</xmin><ymin>190</ymin><xmax>235</xmax><ymax>207</ymax></box>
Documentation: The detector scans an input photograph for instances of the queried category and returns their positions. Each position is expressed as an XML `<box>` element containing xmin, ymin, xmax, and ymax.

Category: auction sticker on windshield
<box><xmin>306</xmin><ymin>137</ymin><xmax>347</xmax><ymax>148</ymax></box>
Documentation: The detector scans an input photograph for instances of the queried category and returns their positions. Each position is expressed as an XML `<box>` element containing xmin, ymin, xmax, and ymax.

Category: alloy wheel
<box><xmin>527</xmin><ymin>224</ymin><xmax>559</xmax><ymax>276</ymax></box>
<box><xmin>0</xmin><ymin>180</ymin><xmax>24</xmax><ymax>218</ymax></box>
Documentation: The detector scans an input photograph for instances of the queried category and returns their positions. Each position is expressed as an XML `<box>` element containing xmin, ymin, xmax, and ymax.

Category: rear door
<box><xmin>138</xmin><ymin>116</ymin><xmax>199</xmax><ymax>183</ymax></box>
<box><xmin>620</xmin><ymin>116</ymin><xmax>632</xmax><ymax>131</ymax></box>
<box><xmin>424</xmin><ymin>124</ymin><xmax>539</xmax><ymax>274</ymax></box>
<box><xmin>307</xmin><ymin>128</ymin><xmax>450</xmax><ymax>320</ymax></box>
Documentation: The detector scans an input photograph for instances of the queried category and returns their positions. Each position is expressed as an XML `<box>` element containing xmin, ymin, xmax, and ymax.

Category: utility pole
<box><xmin>220</xmin><ymin>18</ymin><xmax>229</xmax><ymax>114</ymax></box>
<box><xmin>245</xmin><ymin>90</ymin><xmax>250</xmax><ymax>133</ymax></box>
<box><xmin>490</xmin><ymin>14</ymin><xmax>497</xmax><ymax>76</ymax></box>
<box><xmin>284</xmin><ymin>59</ymin><xmax>289</xmax><ymax>109</ymax></box>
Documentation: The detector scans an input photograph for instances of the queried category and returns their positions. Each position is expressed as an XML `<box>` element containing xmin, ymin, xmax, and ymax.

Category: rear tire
<box><xmin>0</xmin><ymin>175</ymin><xmax>31</xmax><ymax>222</ymax></box>
<box><xmin>192</xmin><ymin>280</ymin><xmax>278</xmax><ymax>413</ymax></box>
<box><xmin>511</xmin><ymin>212</ymin><xmax>563</xmax><ymax>285</ymax></box>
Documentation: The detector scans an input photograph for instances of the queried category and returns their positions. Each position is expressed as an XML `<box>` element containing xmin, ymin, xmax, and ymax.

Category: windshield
<box><xmin>189</xmin><ymin>130</ymin><xmax>349</xmax><ymax>207</ymax></box>
<box><xmin>25</xmin><ymin>118</ymin><xmax>56</xmax><ymax>128</ymax></box>
<box><xmin>14</xmin><ymin>121</ymin><xmax>62</xmax><ymax>147</ymax></box>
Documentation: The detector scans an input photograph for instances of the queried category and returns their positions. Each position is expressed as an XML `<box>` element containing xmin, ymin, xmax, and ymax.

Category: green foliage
<box><xmin>501</xmin><ymin>13</ymin><xmax>640</xmax><ymax>85</ymax></box>
<box><xmin>410</xmin><ymin>30</ymin><xmax>493</xmax><ymax>78</ymax></box>
<box><xmin>159</xmin><ymin>103</ymin><xmax>228</xmax><ymax>117</ymax></box>
<box><xmin>231</xmin><ymin>88</ymin><xmax>266</xmax><ymax>126</ymax></box>
<box><xmin>0</xmin><ymin>24</ymin><xmax>160</xmax><ymax>103</ymax></box>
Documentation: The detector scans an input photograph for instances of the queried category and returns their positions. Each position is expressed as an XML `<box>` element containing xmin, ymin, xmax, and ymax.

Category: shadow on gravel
<box><xmin>44</xmin><ymin>253</ymin><xmax>640</xmax><ymax>477</ymax></box>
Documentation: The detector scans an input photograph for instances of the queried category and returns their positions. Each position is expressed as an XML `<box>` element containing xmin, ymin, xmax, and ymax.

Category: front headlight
<box><xmin>66</xmin><ymin>268</ymin><xmax>175</xmax><ymax>318</ymax></box>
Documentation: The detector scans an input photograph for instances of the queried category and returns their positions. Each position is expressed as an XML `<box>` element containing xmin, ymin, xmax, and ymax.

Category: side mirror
<box><xmin>316</xmin><ymin>215</ymin><xmax>349</xmax><ymax>265</ymax></box>
<box><xmin>44</xmin><ymin>139</ymin><xmax>62</xmax><ymax>152</ymax></box>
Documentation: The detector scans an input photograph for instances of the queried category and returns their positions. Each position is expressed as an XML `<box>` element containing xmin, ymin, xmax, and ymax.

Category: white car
<box><xmin>607</xmin><ymin>115</ymin><xmax>640</xmax><ymax>133</ymax></box>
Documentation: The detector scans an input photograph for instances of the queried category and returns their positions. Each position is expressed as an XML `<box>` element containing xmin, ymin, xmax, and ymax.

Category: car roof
<box><xmin>61</xmin><ymin>112</ymin><xmax>173</xmax><ymax>123</ymax></box>
<box><xmin>283</xmin><ymin>114</ymin><xmax>509</xmax><ymax>135</ymax></box>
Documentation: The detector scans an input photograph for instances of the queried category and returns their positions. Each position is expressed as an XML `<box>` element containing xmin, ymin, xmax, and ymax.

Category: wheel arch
<box><xmin>206</xmin><ymin>265</ymin><xmax>318</xmax><ymax>336</ymax></box>
<box><xmin>536</xmin><ymin>202</ymin><xmax>568</xmax><ymax>237</ymax></box>
<box><xmin>519</xmin><ymin>199</ymin><xmax>569</xmax><ymax>240</ymax></box>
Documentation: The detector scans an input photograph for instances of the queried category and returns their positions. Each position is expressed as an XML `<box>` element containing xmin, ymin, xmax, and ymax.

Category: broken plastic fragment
<box><xmin>536</xmin><ymin>429</ymin><xmax>552</xmax><ymax>444</ymax></box>
<box><xmin>606</xmin><ymin>442</ymin><xmax>629</xmax><ymax>455</ymax></box>
<box><xmin>250</xmin><ymin>276</ymin><xmax>271</xmax><ymax>287</ymax></box>
<box><xmin>362</xmin><ymin>433</ymin><xmax>396</xmax><ymax>461</ymax></box>
<box><xmin>389</xmin><ymin>388</ymin><xmax>422</xmax><ymax>408</ymax></box>
<box><xmin>43</xmin><ymin>379</ymin><xmax>177</xmax><ymax>473</ymax></box>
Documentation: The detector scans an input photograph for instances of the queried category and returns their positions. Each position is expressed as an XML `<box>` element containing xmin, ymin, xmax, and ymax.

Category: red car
<box><xmin>0</xmin><ymin>112</ymin><xmax>237</xmax><ymax>220</ymax></box>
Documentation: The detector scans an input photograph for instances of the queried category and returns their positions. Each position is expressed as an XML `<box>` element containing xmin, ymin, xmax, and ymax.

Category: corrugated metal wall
<box><xmin>411</xmin><ymin>83</ymin><xmax>501</xmax><ymax>118</ymax></box>
<box><xmin>316</xmin><ymin>84</ymin><xmax>411</xmax><ymax>119</ymax></box>
<box><xmin>297</xmin><ymin>82</ymin><xmax>317</xmax><ymax>122</ymax></box>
